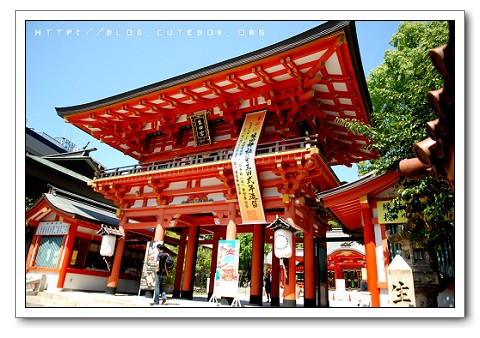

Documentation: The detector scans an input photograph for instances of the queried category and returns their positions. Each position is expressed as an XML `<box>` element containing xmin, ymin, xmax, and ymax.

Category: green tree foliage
<box><xmin>345</xmin><ymin>21</ymin><xmax>454</xmax><ymax>250</ymax></box>
<box><xmin>26</xmin><ymin>196</ymin><xmax>34</xmax><ymax>211</ymax></box>
<box><xmin>238</xmin><ymin>233</ymin><xmax>253</xmax><ymax>286</ymax></box>
<box><xmin>194</xmin><ymin>245</ymin><xmax>212</xmax><ymax>290</ymax></box>
<box><xmin>237</xmin><ymin>233</ymin><xmax>271</xmax><ymax>287</ymax></box>
<box><xmin>163</xmin><ymin>230</ymin><xmax>180</xmax><ymax>285</ymax></box>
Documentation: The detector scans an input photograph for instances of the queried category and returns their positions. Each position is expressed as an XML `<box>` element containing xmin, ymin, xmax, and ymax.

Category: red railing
<box><xmin>95</xmin><ymin>135</ymin><xmax>318</xmax><ymax>179</ymax></box>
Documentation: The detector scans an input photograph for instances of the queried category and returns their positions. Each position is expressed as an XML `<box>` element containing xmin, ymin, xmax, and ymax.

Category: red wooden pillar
<box><xmin>360</xmin><ymin>195</ymin><xmax>380</xmax><ymax>307</ymax></box>
<box><xmin>271</xmin><ymin>250</ymin><xmax>281</xmax><ymax>306</ymax></box>
<box><xmin>249</xmin><ymin>223</ymin><xmax>265</xmax><ymax>305</ymax></box>
<box><xmin>154</xmin><ymin>209</ymin><xmax>165</xmax><ymax>241</ymax></box>
<box><xmin>25</xmin><ymin>230</ymin><xmax>39</xmax><ymax>272</ymax></box>
<box><xmin>56</xmin><ymin>223</ymin><xmax>77</xmax><ymax>288</ymax></box>
<box><xmin>180</xmin><ymin>225</ymin><xmax>199</xmax><ymax>299</ymax></box>
<box><xmin>282</xmin><ymin>234</ymin><xmax>297</xmax><ymax>307</ymax></box>
<box><xmin>303</xmin><ymin>223</ymin><xmax>315</xmax><ymax>307</ymax></box>
<box><xmin>208</xmin><ymin>228</ymin><xmax>222</xmax><ymax>299</ymax></box>
<box><xmin>106</xmin><ymin>217</ymin><xmax>126</xmax><ymax>295</ymax></box>
<box><xmin>226</xmin><ymin>202</ymin><xmax>237</xmax><ymax>240</ymax></box>
<box><xmin>172</xmin><ymin>227</ymin><xmax>187</xmax><ymax>298</ymax></box>
<box><xmin>282</xmin><ymin>205</ymin><xmax>297</xmax><ymax>307</ymax></box>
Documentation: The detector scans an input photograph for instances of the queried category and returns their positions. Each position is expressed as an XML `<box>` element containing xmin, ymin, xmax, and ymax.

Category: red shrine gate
<box><xmin>55</xmin><ymin>21</ymin><xmax>377</xmax><ymax>307</ymax></box>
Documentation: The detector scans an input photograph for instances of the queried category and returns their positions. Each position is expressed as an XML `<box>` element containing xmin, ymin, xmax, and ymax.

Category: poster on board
<box><xmin>213</xmin><ymin>239</ymin><xmax>240</xmax><ymax>297</ymax></box>
<box><xmin>139</xmin><ymin>241</ymin><xmax>161</xmax><ymax>291</ymax></box>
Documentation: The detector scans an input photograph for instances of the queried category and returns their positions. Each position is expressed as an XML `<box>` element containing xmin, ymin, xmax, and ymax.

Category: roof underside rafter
<box><xmin>56</xmin><ymin>21</ymin><xmax>378</xmax><ymax>167</ymax></box>
<box><xmin>318</xmin><ymin>171</ymin><xmax>401</xmax><ymax>232</ymax></box>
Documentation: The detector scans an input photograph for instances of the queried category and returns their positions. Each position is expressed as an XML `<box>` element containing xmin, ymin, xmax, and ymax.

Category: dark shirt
<box><xmin>360</xmin><ymin>279</ymin><xmax>368</xmax><ymax>291</ymax></box>
<box><xmin>264</xmin><ymin>273</ymin><xmax>272</xmax><ymax>292</ymax></box>
<box><xmin>156</xmin><ymin>252</ymin><xmax>169</xmax><ymax>276</ymax></box>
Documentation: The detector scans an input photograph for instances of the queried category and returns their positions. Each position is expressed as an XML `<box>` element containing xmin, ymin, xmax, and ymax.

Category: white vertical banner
<box><xmin>232</xmin><ymin>110</ymin><xmax>267</xmax><ymax>224</ymax></box>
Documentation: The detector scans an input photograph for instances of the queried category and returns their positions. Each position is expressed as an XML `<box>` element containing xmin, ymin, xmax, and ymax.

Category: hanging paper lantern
<box><xmin>100</xmin><ymin>235</ymin><xmax>116</xmax><ymax>257</ymax></box>
<box><xmin>274</xmin><ymin>228</ymin><xmax>293</xmax><ymax>258</ymax></box>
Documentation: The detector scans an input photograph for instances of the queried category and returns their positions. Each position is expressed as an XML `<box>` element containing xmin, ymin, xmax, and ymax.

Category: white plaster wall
<box><xmin>146</xmin><ymin>199</ymin><xmax>157</xmax><ymax>207</ymax></box>
<box><xmin>379</xmin><ymin>288</ymin><xmax>390</xmax><ymax>307</ymax></box>
<box><xmin>200</xmin><ymin>177</ymin><xmax>223</xmax><ymax>187</ymax></box>
<box><xmin>176</xmin><ymin>114</ymin><xmax>188</xmax><ymax>123</ymax></box>
<box><xmin>374</xmin><ymin>223</ymin><xmax>387</xmax><ymax>283</ymax></box>
<box><xmin>262</xmin><ymin>187</ymin><xmax>281</xmax><ymax>197</ymax></box>
<box><xmin>129</xmin><ymin>186</ymin><xmax>140</xmax><ymax>194</ymax></box>
<box><xmin>63</xmin><ymin>273</ymin><xmax>108</xmax><ymax>292</ymax></box>
<box><xmin>63</xmin><ymin>273</ymin><xmax>139</xmax><ymax>294</ymax></box>
<box><xmin>214</xmin><ymin>134</ymin><xmax>231</xmax><ymax>141</ymax></box>
<box><xmin>259</xmin><ymin>171</ymin><xmax>279</xmax><ymax>180</ymax></box>
<box><xmin>42</xmin><ymin>213</ymin><xmax>56</xmax><ymax>221</ymax></box>
<box><xmin>165</xmin><ymin>181</ymin><xmax>187</xmax><ymax>190</ymax></box>
<box><xmin>239</xmin><ymin>99</ymin><xmax>251</xmax><ymax>109</ymax></box>
<box><xmin>170</xmin><ymin>196</ymin><xmax>188</xmax><ymax>205</ymax></box>
<box><xmin>207</xmin><ymin>192</ymin><xmax>225</xmax><ymax>201</ymax></box>
<box><xmin>132</xmin><ymin>199</ymin><xmax>144</xmax><ymax>208</ymax></box>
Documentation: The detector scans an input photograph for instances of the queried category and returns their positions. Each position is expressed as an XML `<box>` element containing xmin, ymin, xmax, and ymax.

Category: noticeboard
<box><xmin>213</xmin><ymin>239</ymin><xmax>240</xmax><ymax>297</ymax></box>
<box><xmin>139</xmin><ymin>241</ymin><xmax>161</xmax><ymax>290</ymax></box>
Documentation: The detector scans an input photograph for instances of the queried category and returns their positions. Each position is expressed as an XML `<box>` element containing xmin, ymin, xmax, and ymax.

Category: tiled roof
<box><xmin>26</xmin><ymin>153</ymin><xmax>91</xmax><ymax>183</ymax></box>
<box><xmin>317</xmin><ymin>171</ymin><xmax>400</xmax><ymax>233</ymax></box>
<box><xmin>55</xmin><ymin>21</ymin><xmax>377</xmax><ymax>166</ymax></box>
<box><xmin>43</xmin><ymin>186</ymin><xmax>119</xmax><ymax>226</ymax></box>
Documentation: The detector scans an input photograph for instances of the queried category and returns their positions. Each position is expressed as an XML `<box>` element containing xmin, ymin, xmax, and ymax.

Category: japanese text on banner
<box><xmin>232</xmin><ymin>110</ymin><xmax>266</xmax><ymax>224</ymax></box>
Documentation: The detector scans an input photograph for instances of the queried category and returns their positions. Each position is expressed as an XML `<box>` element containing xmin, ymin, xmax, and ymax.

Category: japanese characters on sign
<box><xmin>189</xmin><ymin>111</ymin><xmax>212</xmax><ymax>146</ymax></box>
<box><xmin>387</xmin><ymin>254</ymin><xmax>416</xmax><ymax>307</ymax></box>
<box><xmin>232</xmin><ymin>110</ymin><xmax>267</xmax><ymax>224</ymax></box>
<box><xmin>36</xmin><ymin>221</ymin><xmax>70</xmax><ymax>235</ymax></box>
<box><xmin>391</xmin><ymin>281</ymin><xmax>414</xmax><ymax>305</ymax></box>
<box><xmin>377</xmin><ymin>200</ymin><xmax>408</xmax><ymax>224</ymax></box>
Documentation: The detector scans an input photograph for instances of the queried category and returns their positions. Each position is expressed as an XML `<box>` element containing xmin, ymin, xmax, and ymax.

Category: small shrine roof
<box><xmin>326</xmin><ymin>229</ymin><xmax>365</xmax><ymax>255</ymax></box>
<box><xmin>267</xmin><ymin>216</ymin><xmax>303</xmax><ymax>232</ymax></box>
<box><xmin>97</xmin><ymin>224</ymin><xmax>123</xmax><ymax>237</ymax></box>
<box><xmin>33</xmin><ymin>185</ymin><xmax>119</xmax><ymax>226</ymax></box>
<box><xmin>317</xmin><ymin>171</ymin><xmax>400</xmax><ymax>233</ymax></box>
<box><xmin>56</xmin><ymin>20</ymin><xmax>377</xmax><ymax>166</ymax></box>
<box><xmin>43</xmin><ymin>148</ymin><xmax>106</xmax><ymax>178</ymax></box>
<box><xmin>26</xmin><ymin>153</ymin><xmax>92</xmax><ymax>184</ymax></box>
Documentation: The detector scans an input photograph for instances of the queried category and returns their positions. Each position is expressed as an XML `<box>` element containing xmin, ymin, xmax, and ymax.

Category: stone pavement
<box><xmin>25</xmin><ymin>289</ymin><xmax>305</xmax><ymax>308</ymax></box>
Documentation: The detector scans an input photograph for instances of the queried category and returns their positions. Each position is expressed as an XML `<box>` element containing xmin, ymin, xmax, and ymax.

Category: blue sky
<box><xmin>24</xmin><ymin>17</ymin><xmax>404</xmax><ymax>182</ymax></box>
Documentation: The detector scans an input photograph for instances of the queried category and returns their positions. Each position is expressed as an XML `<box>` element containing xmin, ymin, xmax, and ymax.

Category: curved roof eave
<box><xmin>327</xmin><ymin>245</ymin><xmax>365</xmax><ymax>256</ymax></box>
<box><xmin>44</xmin><ymin>192</ymin><xmax>119</xmax><ymax>227</ymax></box>
<box><xmin>26</xmin><ymin>153</ymin><xmax>92</xmax><ymax>183</ymax></box>
<box><xmin>56</xmin><ymin>21</ymin><xmax>370</xmax><ymax>119</ymax></box>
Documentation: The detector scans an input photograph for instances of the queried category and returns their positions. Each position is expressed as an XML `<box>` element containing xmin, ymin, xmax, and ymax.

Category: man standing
<box><xmin>152</xmin><ymin>243</ymin><xmax>169</xmax><ymax>305</ymax></box>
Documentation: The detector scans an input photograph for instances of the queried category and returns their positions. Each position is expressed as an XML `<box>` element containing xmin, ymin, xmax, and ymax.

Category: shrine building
<box><xmin>318</xmin><ymin>171</ymin><xmax>402</xmax><ymax>307</ymax></box>
<box><xmin>50</xmin><ymin>20</ymin><xmax>378</xmax><ymax>307</ymax></box>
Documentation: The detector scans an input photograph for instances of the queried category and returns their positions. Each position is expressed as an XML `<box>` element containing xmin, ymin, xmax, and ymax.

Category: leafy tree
<box><xmin>194</xmin><ymin>245</ymin><xmax>212</xmax><ymax>291</ymax></box>
<box><xmin>238</xmin><ymin>233</ymin><xmax>253</xmax><ymax>286</ymax></box>
<box><xmin>26</xmin><ymin>196</ymin><xmax>34</xmax><ymax>211</ymax></box>
<box><xmin>237</xmin><ymin>233</ymin><xmax>271</xmax><ymax>287</ymax></box>
<box><xmin>343</xmin><ymin>21</ymin><xmax>454</xmax><ymax>250</ymax></box>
